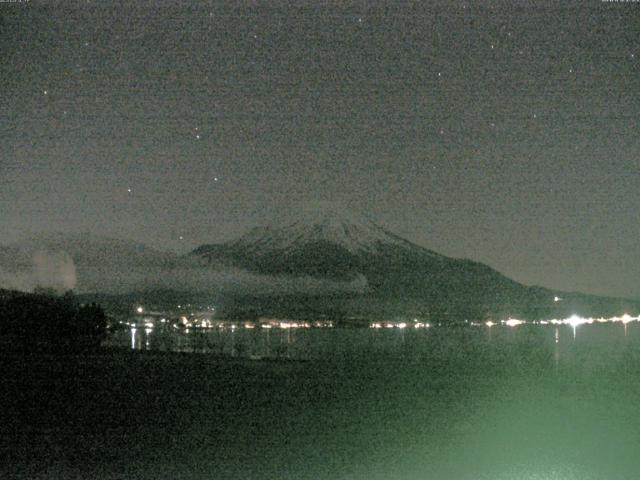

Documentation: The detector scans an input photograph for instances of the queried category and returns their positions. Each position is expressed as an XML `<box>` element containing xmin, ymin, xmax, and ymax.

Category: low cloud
<box><xmin>0</xmin><ymin>248</ymin><xmax>366</xmax><ymax>296</ymax></box>
<box><xmin>75</xmin><ymin>264</ymin><xmax>368</xmax><ymax>296</ymax></box>
<box><xmin>0</xmin><ymin>250</ymin><xmax>77</xmax><ymax>293</ymax></box>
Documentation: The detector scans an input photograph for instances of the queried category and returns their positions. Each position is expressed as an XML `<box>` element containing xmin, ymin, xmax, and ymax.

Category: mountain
<box><xmin>194</xmin><ymin>207</ymin><xmax>442</xmax><ymax>278</ymax></box>
<box><xmin>193</xmin><ymin>204</ymin><xmax>514</xmax><ymax>294</ymax></box>
<box><xmin>0</xmin><ymin>232</ymin><xmax>362</xmax><ymax>297</ymax></box>
<box><xmin>192</xmin><ymin>205</ymin><xmax>639</xmax><ymax>321</ymax></box>
<box><xmin>1</xmin><ymin>215</ymin><xmax>636</xmax><ymax>321</ymax></box>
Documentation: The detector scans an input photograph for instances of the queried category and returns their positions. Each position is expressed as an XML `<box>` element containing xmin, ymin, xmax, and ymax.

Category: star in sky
<box><xmin>2</xmin><ymin>2</ymin><xmax>639</xmax><ymax>297</ymax></box>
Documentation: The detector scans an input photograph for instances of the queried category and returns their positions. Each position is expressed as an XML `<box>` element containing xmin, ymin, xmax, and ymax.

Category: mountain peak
<box><xmin>191</xmin><ymin>205</ymin><xmax>447</xmax><ymax>281</ymax></box>
<box><xmin>228</xmin><ymin>202</ymin><xmax>413</xmax><ymax>255</ymax></box>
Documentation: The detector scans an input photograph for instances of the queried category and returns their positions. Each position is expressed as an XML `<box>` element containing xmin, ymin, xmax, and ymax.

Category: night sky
<box><xmin>1</xmin><ymin>1</ymin><xmax>639</xmax><ymax>298</ymax></box>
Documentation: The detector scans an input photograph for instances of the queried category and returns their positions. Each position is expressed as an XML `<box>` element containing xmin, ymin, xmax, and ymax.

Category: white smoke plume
<box><xmin>0</xmin><ymin>250</ymin><xmax>77</xmax><ymax>293</ymax></box>
<box><xmin>32</xmin><ymin>250</ymin><xmax>77</xmax><ymax>292</ymax></box>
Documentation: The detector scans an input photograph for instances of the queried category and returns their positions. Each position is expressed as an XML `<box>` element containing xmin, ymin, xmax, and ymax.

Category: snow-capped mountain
<box><xmin>192</xmin><ymin>203</ymin><xmax>515</xmax><ymax>295</ymax></box>
<box><xmin>223</xmin><ymin>204</ymin><xmax>439</xmax><ymax>256</ymax></box>
<box><xmin>1</xmin><ymin>209</ymin><xmax>635</xmax><ymax>320</ymax></box>
<box><xmin>192</xmin><ymin>208</ymin><xmax>640</xmax><ymax>320</ymax></box>
<box><xmin>193</xmin><ymin>204</ymin><xmax>441</xmax><ymax>278</ymax></box>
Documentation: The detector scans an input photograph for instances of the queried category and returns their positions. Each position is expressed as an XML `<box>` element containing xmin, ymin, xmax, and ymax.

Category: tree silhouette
<box><xmin>0</xmin><ymin>290</ymin><xmax>108</xmax><ymax>353</ymax></box>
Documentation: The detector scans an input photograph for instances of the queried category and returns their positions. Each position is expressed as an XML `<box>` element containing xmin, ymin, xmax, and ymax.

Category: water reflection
<box><xmin>109</xmin><ymin>322</ymin><xmax>639</xmax><ymax>366</ymax></box>
<box><xmin>98</xmin><ymin>320</ymin><xmax>640</xmax><ymax>480</ymax></box>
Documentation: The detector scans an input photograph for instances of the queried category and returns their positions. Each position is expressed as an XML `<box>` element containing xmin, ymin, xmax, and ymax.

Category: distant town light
<box><xmin>504</xmin><ymin>318</ymin><xmax>525</xmax><ymax>327</ymax></box>
<box><xmin>566</xmin><ymin>314</ymin><xmax>587</xmax><ymax>328</ymax></box>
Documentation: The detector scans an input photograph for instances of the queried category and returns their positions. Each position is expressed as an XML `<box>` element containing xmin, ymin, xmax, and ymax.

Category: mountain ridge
<box><xmin>189</xmin><ymin>208</ymin><xmax>640</xmax><ymax>320</ymax></box>
<box><xmin>1</xmin><ymin>216</ymin><xmax>638</xmax><ymax>321</ymax></box>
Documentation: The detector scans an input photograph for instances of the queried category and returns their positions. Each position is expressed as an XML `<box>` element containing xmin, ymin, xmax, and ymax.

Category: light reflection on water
<box><xmin>100</xmin><ymin>321</ymin><xmax>640</xmax><ymax>479</ymax></box>
<box><xmin>108</xmin><ymin>321</ymin><xmax>639</xmax><ymax>364</ymax></box>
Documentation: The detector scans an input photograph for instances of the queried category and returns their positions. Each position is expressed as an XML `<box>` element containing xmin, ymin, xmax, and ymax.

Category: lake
<box><xmin>5</xmin><ymin>322</ymin><xmax>640</xmax><ymax>479</ymax></box>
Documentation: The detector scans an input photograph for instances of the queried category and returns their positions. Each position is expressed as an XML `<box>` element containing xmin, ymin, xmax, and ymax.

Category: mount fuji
<box><xmin>1</xmin><ymin>205</ymin><xmax>635</xmax><ymax>321</ymax></box>
<box><xmin>193</xmin><ymin>203</ymin><xmax>444</xmax><ymax>279</ymax></box>
<box><xmin>191</xmin><ymin>203</ymin><xmax>637</xmax><ymax>320</ymax></box>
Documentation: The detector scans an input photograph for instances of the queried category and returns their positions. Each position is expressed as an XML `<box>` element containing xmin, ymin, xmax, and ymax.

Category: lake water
<box><xmin>108</xmin><ymin>321</ymin><xmax>640</xmax><ymax>364</ymax></box>
<box><xmin>104</xmin><ymin>322</ymin><xmax>640</xmax><ymax>479</ymax></box>
<box><xmin>7</xmin><ymin>322</ymin><xmax>640</xmax><ymax>479</ymax></box>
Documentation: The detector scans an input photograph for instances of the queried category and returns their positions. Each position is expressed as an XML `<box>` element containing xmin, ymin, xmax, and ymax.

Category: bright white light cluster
<box><xmin>155</xmin><ymin>317</ymin><xmax>335</xmax><ymax>330</ymax></box>
<box><xmin>131</xmin><ymin>313</ymin><xmax>639</xmax><ymax>333</ymax></box>
<box><xmin>369</xmin><ymin>321</ymin><xmax>431</xmax><ymax>329</ymax></box>
<box><xmin>498</xmin><ymin>314</ymin><xmax>640</xmax><ymax>327</ymax></box>
<box><xmin>367</xmin><ymin>315</ymin><xmax>640</xmax><ymax>330</ymax></box>
<box><xmin>504</xmin><ymin>318</ymin><xmax>525</xmax><ymax>327</ymax></box>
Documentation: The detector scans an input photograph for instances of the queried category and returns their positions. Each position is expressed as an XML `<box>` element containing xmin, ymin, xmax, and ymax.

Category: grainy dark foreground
<box><xmin>4</xmin><ymin>326</ymin><xmax>640</xmax><ymax>480</ymax></box>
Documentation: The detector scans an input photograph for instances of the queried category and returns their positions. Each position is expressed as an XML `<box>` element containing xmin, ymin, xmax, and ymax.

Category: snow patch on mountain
<box><xmin>228</xmin><ymin>201</ymin><xmax>427</xmax><ymax>255</ymax></box>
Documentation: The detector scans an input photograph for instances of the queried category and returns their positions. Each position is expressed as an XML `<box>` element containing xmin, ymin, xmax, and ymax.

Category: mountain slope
<box><xmin>193</xmin><ymin>205</ymin><xmax>498</xmax><ymax>288</ymax></box>
<box><xmin>191</xmin><ymin>206</ymin><xmax>639</xmax><ymax>320</ymax></box>
<box><xmin>194</xmin><ymin>206</ymin><xmax>443</xmax><ymax>278</ymax></box>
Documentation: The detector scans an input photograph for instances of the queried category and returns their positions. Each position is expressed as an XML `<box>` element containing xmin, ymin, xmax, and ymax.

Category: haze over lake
<box><xmin>52</xmin><ymin>322</ymin><xmax>638</xmax><ymax>480</ymax></box>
